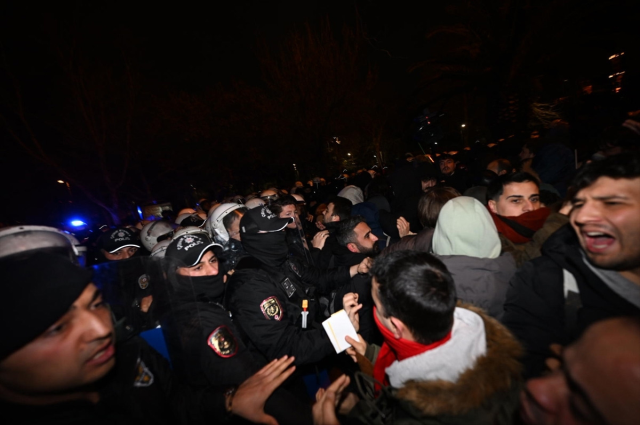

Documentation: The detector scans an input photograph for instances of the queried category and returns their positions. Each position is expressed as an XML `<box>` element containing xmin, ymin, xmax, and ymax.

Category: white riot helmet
<box><xmin>0</xmin><ymin>225</ymin><xmax>80</xmax><ymax>263</ymax></box>
<box><xmin>174</xmin><ymin>208</ymin><xmax>197</xmax><ymax>224</ymax></box>
<box><xmin>172</xmin><ymin>226</ymin><xmax>210</xmax><ymax>240</ymax></box>
<box><xmin>244</xmin><ymin>197</ymin><xmax>265</xmax><ymax>210</ymax></box>
<box><xmin>150</xmin><ymin>239</ymin><xmax>171</xmax><ymax>258</ymax></box>
<box><xmin>140</xmin><ymin>220</ymin><xmax>174</xmax><ymax>251</ymax></box>
<box><xmin>206</xmin><ymin>202</ymin><xmax>243</xmax><ymax>243</ymax></box>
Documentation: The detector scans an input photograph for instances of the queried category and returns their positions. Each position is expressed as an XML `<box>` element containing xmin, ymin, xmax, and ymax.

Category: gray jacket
<box><xmin>436</xmin><ymin>253</ymin><xmax>516</xmax><ymax>321</ymax></box>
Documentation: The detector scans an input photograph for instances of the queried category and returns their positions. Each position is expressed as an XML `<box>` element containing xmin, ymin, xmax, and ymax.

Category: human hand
<box><xmin>396</xmin><ymin>217</ymin><xmax>411</xmax><ymax>238</ymax></box>
<box><xmin>357</xmin><ymin>257</ymin><xmax>372</xmax><ymax>274</ymax></box>
<box><xmin>231</xmin><ymin>355</ymin><xmax>296</xmax><ymax>425</ymax></box>
<box><xmin>345</xmin><ymin>334</ymin><xmax>367</xmax><ymax>363</ymax></box>
<box><xmin>313</xmin><ymin>374</ymin><xmax>351</xmax><ymax>425</ymax></box>
<box><xmin>342</xmin><ymin>293</ymin><xmax>362</xmax><ymax>332</ymax></box>
<box><xmin>312</xmin><ymin>230</ymin><xmax>330</xmax><ymax>249</ymax></box>
<box><xmin>140</xmin><ymin>295</ymin><xmax>153</xmax><ymax>313</ymax></box>
<box><xmin>316</xmin><ymin>220</ymin><xmax>326</xmax><ymax>231</ymax></box>
<box><xmin>307</xmin><ymin>213</ymin><xmax>314</xmax><ymax>222</ymax></box>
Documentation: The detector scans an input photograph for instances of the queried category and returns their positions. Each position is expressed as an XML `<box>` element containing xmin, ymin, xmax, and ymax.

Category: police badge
<box><xmin>133</xmin><ymin>358</ymin><xmax>154</xmax><ymax>387</ymax></box>
<box><xmin>260</xmin><ymin>296</ymin><xmax>283</xmax><ymax>321</ymax></box>
<box><xmin>208</xmin><ymin>325</ymin><xmax>238</xmax><ymax>358</ymax></box>
<box><xmin>138</xmin><ymin>274</ymin><xmax>150</xmax><ymax>290</ymax></box>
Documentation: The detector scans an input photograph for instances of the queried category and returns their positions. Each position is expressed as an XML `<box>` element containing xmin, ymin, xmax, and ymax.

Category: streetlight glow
<box><xmin>461</xmin><ymin>124</ymin><xmax>466</xmax><ymax>128</ymax></box>
<box><xmin>57</xmin><ymin>180</ymin><xmax>65</xmax><ymax>184</ymax></box>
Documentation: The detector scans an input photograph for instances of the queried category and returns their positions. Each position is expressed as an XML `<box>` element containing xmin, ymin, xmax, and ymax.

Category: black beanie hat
<box><xmin>0</xmin><ymin>252</ymin><xmax>92</xmax><ymax>359</ymax></box>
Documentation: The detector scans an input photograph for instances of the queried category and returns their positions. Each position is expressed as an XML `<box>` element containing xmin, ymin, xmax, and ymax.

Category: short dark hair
<box><xmin>571</xmin><ymin>152</ymin><xmax>640</xmax><ymax>194</ymax></box>
<box><xmin>371</xmin><ymin>251</ymin><xmax>456</xmax><ymax>345</ymax></box>
<box><xmin>269</xmin><ymin>196</ymin><xmax>297</xmax><ymax>215</ymax></box>
<box><xmin>328</xmin><ymin>196</ymin><xmax>352</xmax><ymax>221</ymax></box>
<box><xmin>490</xmin><ymin>158</ymin><xmax>513</xmax><ymax>175</ymax></box>
<box><xmin>486</xmin><ymin>172</ymin><xmax>540</xmax><ymax>203</ymax></box>
<box><xmin>438</xmin><ymin>153</ymin><xmax>455</xmax><ymax>162</ymax></box>
<box><xmin>417</xmin><ymin>187</ymin><xmax>460</xmax><ymax>228</ymax></box>
<box><xmin>336</xmin><ymin>215</ymin><xmax>366</xmax><ymax>247</ymax></box>
<box><xmin>222</xmin><ymin>207</ymin><xmax>247</xmax><ymax>231</ymax></box>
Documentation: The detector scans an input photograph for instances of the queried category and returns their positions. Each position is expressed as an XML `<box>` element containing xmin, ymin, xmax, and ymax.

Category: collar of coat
<box><xmin>394</xmin><ymin>302</ymin><xmax>523</xmax><ymax>416</ymax></box>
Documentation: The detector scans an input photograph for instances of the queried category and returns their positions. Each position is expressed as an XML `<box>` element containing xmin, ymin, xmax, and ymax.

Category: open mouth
<box><xmin>87</xmin><ymin>341</ymin><xmax>115</xmax><ymax>366</ymax></box>
<box><xmin>582</xmin><ymin>231</ymin><xmax>615</xmax><ymax>253</ymax></box>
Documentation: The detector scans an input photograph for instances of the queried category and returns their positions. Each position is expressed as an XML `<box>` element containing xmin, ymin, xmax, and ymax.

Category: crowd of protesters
<box><xmin>1</xmin><ymin>117</ymin><xmax>640</xmax><ymax>425</ymax></box>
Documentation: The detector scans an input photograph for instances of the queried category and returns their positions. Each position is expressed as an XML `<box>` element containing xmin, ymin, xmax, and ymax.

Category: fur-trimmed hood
<box><xmin>396</xmin><ymin>303</ymin><xmax>523</xmax><ymax>417</ymax></box>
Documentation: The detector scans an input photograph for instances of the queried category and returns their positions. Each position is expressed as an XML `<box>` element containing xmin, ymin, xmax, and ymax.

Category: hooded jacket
<box><xmin>347</xmin><ymin>304</ymin><xmax>523</xmax><ymax>425</ymax></box>
<box><xmin>431</xmin><ymin>197</ymin><xmax>515</xmax><ymax>320</ymax></box>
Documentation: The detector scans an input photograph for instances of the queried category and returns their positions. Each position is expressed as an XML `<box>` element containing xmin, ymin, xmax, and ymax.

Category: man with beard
<box><xmin>503</xmin><ymin>152</ymin><xmax>640</xmax><ymax>378</ymax></box>
<box><xmin>225</xmin><ymin>205</ymin><xmax>371</xmax><ymax>368</ymax></box>
<box><xmin>334</xmin><ymin>216</ymin><xmax>382</xmax><ymax>344</ymax></box>
<box><xmin>311</xmin><ymin>196</ymin><xmax>353</xmax><ymax>269</ymax></box>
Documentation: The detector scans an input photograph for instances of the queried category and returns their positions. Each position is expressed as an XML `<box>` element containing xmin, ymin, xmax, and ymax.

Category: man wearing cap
<box><xmin>93</xmin><ymin>227</ymin><xmax>155</xmax><ymax>335</ymax></box>
<box><xmin>95</xmin><ymin>227</ymin><xmax>141</xmax><ymax>263</ymax></box>
<box><xmin>161</xmin><ymin>233</ymin><xmax>312</xmax><ymax>424</ymax></box>
<box><xmin>226</xmin><ymin>205</ymin><xmax>372</xmax><ymax>368</ymax></box>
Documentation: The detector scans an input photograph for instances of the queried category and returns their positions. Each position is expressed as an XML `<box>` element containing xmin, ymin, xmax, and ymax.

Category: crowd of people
<box><xmin>1</xmin><ymin>118</ymin><xmax>639</xmax><ymax>425</ymax></box>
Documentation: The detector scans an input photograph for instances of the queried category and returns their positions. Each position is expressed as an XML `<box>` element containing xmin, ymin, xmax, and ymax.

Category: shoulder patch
<box><xmin>133</xmin><ymin>357</ymin><xmax>154</xmax><ymax>387</ymax></box>
<box><xmin>208</xmin><ymin>325</ymin><xmax>238</xmax><ymax>358</ymax></box>
<box><xmin>138</xmin><ymin>274</ymin><xmax>150</xmax><ymax>290</ymax></box>
<box><xmin>260</xmin><ymin>296</ymin><xmax>283</xmax><ymax>321</ymax></box>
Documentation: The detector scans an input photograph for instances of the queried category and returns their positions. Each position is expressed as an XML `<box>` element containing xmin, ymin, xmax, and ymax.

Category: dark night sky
<box><xmin>1</xmin><ymin>1</ymin><xmax>638</xmax><ymax>227</ymax></box>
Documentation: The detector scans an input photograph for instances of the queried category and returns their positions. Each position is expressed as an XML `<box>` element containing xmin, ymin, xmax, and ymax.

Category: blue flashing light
<box><xmin>70</xmin><ymin>220</ymin><xmax>86</xmax><ymax>227</ymax></box>
<box><xmin>137</xmin><ymin>206</ymin><xmax>143</xmax><ymax>220</ymax></box>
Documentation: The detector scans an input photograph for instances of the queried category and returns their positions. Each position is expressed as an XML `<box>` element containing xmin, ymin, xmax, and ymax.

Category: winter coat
<box><xmin>499</xmin><ymin>212</ymin><xmax>569</xmax><ymax>268</ymax></box>
<box><xmin>503</xmin><ymin>224</ymin><xmax>640</xmax><ymax>378</ymax></box>
<box><xmin>225</xmin><ymin>256</ymin><xmax>350</xmax><ymax>366</ymax></box>
<box><xmin>436</xmin><ymin>253</ymin><xmax>516</xmax><ymax>321</ymax></box>
<box><xmin>347</xmin><ymin>304</ymin><xmax>523</xmax><ymax>425</ymax></box>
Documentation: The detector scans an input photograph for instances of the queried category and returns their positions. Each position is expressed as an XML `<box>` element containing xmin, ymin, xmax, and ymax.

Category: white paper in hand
<box><xmin>322</xmin><ymin>309</ymin><xmax>360</xmax><ymax>353</ymax></box>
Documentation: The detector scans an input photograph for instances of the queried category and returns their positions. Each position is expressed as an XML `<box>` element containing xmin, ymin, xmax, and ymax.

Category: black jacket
<box><xmin>503</xmin><ymin>224</ymin><xmax>640</xmax><ymax>378</ymax></box>
<box><xmin>225</xmin><ymin>256</ymin><xmax>350</xmax><ymax>366</ymax></box>
<box><xmin>161</xmin><ymin>299</ymin><xmax>312</xmax><ymax>425</ymax></box>
<box><xmin>1</xmin><ymin>337</ymin><xmax>195</xmax><ymax>425</ymax></box>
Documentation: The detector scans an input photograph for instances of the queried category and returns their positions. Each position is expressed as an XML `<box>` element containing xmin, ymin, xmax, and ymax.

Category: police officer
<box><xmin>225</xmin><ymin>205</ymin><xmax>371</xmax><ymax>368</ymax></box>
<box><xmin>161</xmin><ymin>233</ymin><xmax>312</xmax><ymax>424</ymax></box>
<box><xmin>0</xmin><ymin>230</ymin><xmax>301</xmax><ymax>425</ymax></box>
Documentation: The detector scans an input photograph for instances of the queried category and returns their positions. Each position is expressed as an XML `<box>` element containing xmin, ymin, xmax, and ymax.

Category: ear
<box><xmin>488</xmin><ymin>199</ymin><xmax>497</xmax><ymax>214</ymax></box>
<box><xmin>346</xmin><ymin>242</ymin><xmax>359</xmax><ymax>253</ymax></box>
<box><xmin>389</xmin><ymin>317</ymin><xmax>407</xmax><ymax>340</ymax></box>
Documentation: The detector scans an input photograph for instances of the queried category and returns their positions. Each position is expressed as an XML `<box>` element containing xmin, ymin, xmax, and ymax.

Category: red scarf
<box><xmin>372</xmin><ymin>307</ymin><xmax>452</xmax><ymax>392</ymax></box>
<box><xmin>489</xmin><ymin>207</ymin><xmax>551</xmax><ymax>244</ymax></box>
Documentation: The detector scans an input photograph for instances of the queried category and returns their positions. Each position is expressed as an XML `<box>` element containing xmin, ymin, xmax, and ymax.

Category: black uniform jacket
<box><xmin>1</xmin><ymin>336</ymin><xmax>205</xmax><ymax>425</ymax></box>
<box><xmin>225</xmin><ymin>256</ymin><xmax>351</xmax><ymax>366</ymax></box>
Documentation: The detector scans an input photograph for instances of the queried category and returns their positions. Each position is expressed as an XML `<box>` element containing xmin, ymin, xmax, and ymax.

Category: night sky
<box><xmin>1</xmin><ymin>1</ymin><xmax>638</xmax><ymax>227</ymax></box>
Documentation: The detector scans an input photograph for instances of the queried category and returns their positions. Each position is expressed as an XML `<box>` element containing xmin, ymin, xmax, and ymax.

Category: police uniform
<box><xmin>1</xmin><ymin>336</ymin><xmax>217</xmax><ymax>425</ymax></box>
<box><xmin>226</xmin><ymin>255</ymin><xmax>351</xmax><ymax>366</ymax></box>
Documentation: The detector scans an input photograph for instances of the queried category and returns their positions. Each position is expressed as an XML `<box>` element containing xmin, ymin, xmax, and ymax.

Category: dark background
<box><xmin>1</xmin><ymin>0</ymin><xmax>638</xmax><ymax>228</ymax></box>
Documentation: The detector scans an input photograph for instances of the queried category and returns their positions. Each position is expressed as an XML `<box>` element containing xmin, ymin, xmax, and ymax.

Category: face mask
<box><xmin>175</xmin><ymin>272</ymin><xmax>225</xmax><ymax>302</ymax></box>
<box><xmin>242</xmin><ymin>230</ymin><xmax>289</xmax><ymax>268</ymax></box>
